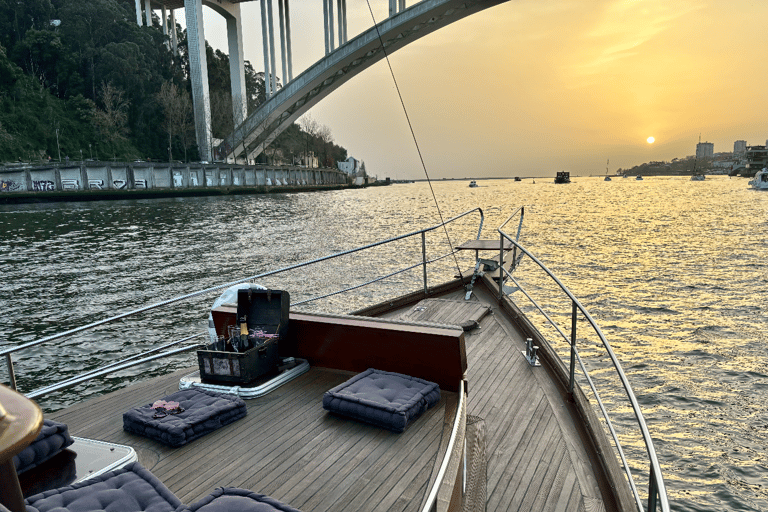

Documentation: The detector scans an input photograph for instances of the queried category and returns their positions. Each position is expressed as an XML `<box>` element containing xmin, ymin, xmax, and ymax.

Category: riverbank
<box><xmin>0</xmin><ymin>161</ymin><xmax>354</xmax><ymax>204</ymax></box>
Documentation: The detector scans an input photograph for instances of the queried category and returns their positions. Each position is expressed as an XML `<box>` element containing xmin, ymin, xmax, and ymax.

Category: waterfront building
<box><xmin>734</xmin><ymin>140</ymin><xmax>747</xmax><ymax>155</ymax></box>
<box><xmin>696</xmin><ymin>141</ymin><xmax>714</xmax><ymax>159</ymax></box>
<box><xmin>338</xmin><ymin>156</ymin><xmax>361</xmax><ymax>175</ymax></box>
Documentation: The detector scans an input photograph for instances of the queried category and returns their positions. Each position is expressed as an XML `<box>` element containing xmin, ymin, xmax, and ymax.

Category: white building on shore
<box><xmin>337</xmin><ymin>156</ymin><xmax>361</xmax><ymax>175</ymax></box>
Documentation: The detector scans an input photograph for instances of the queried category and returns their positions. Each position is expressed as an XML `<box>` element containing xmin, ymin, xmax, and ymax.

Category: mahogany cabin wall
<box><xmin>210</xmin><ymin>307</ymin><xmax>467</xmax><ymax>392</ymax></box>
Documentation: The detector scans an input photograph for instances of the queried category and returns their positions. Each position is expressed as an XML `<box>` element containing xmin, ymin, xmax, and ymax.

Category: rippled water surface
<box><xmin>1</xmin><ymin>176</ymin><xmax>767</xmax><ymax>511</ymax></box>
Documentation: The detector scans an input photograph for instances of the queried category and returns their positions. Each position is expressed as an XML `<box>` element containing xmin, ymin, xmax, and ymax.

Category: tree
<box><xmin>92</xmin><ymin>81</ymin><xmax>129</xmax><ymax>155</ymax></box>
<box><xmin>157</xmin><ymin>79</ymin><xmax>194</xmax><ymax>162</ymax></box>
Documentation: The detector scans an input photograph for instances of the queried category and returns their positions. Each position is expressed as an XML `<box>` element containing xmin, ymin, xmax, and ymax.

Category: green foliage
<box><xmin>0</xmin><ymin>0</ymin><xmax>348</xmax><ymax>166</ymax></box>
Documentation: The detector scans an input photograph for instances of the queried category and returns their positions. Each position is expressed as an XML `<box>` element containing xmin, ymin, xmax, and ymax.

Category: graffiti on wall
<box><xmin>0</xmin><ymin>180</ymin><xmax>22</xmax><ymax>192</ymax></box>
<box><xmin>33</xmin><ymin>180</ymin><xmax>55</xmax><ymax>191</ymax></box>
<box><xmin>113</xmin><ymin>180</ymin><xmax>126</xmax><ymax>189</ymax></box>
<box><xmin>62</xmin><ymin>179</ymin><xmax>79</xmax><ymax>190</ymax></box>
<box><xmin>88</xmin><ymin>179</ymin><xmax>104</xmax><ymax>189</ymax></box>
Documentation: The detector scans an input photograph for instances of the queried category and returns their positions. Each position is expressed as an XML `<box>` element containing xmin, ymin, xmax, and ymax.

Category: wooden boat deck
<box><xmin>379</xmin><ymin>284</ymin><xmax>612</xmax><ymax>512</ymax></box>
<box><xmin>48</xmin><ymin>366</ymin><xmax>457</xmax><ymax>512</ymax></box>
<box><xmin>41</xmin><ymin>276</ymin><xmax>624</xmax><ymax>512</ymax></box>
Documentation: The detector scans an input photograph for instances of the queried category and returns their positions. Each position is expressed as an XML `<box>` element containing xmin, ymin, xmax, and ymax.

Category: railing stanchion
<box><xmin>422</xmin><ymin>232</ymin><xmax>428</xmax><ymax>295</ymax></box>
<box><xmin>5</xmin><ymin>354</ymin><xmax>16</xmax><ymax>390</ymax></box>
<box><xmin>499</xmin><ymin>235</ymin><xmax>505</xmax><ymax>300</ymax></box>
<box><xmin>648</xmin><ymin>465</ymin><xmax>659</xmax><ymax>512</ymax></box>
<box><xmin>569</xmin><ymin>300</ymin><xmax>577</xmax><ymax>394</ymax></box>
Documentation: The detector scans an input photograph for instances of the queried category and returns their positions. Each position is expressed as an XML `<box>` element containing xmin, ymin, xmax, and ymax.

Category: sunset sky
<box><xmin>195</xmin><ymin>0</ymin><xmax>768</xmax><ymax>179</ymax></box>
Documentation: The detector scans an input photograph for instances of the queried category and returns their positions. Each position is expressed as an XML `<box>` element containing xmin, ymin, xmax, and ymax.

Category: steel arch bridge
<box><xmin>224</xmin><ymin>0</ymin><xmax>508</xmax><ymax>162</ymax></box>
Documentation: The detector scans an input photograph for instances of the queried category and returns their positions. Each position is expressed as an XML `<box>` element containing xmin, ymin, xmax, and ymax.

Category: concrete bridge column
<box><xmin>144</xmin><ymin>0</ymin><xmax>152</xmax><ymax>26</ymax></box>
<box><xmin>276</xmin><ymin>0</ymin><xmax>296</xmax><ymax>83</ymax></box>
<box><xmin>135</xmin><ymin>0</ymin><xmax>142</xmax><ymax>25</ymax></box>
<box><xmin>267</xmin><ymin>0</ymin><xmax>278</xmax><ymax>95</ymax></box>
<box><xmin>284</xmin><ymin>0</ymin><xmax>293</xmax><ymax>81</ymax></box>
<box><xmin>322</xmin><ymin>0</ymin><xmax>330</xmax><ymax>54</ymax></box>
<box><xmin>260</xmin><ymin>0</ymin><xmax>272</xmax><ymax>97</ymax></box>
<box><xmin>170</xmin><ymin>10</ymin><xmax>178</xmax><ymax>55</ymax></box>
<box><xmin>226</xmin><ymin>5</ymin><xmax>247</xmax><ymax>126</ymax></box>
<box><xmin>185</xmin><ymin>0</ymin><xmax>212</xmax><ymax>161</ymax></box>
<box><xmin>327</xmin><ymin>0</ymin><xmax>335</xmax><ymax>52</ymax></box>
<box><xmin>336</xmin><ymin>0</ymin><xmax>347</xmax><ymax>45</ymax></box>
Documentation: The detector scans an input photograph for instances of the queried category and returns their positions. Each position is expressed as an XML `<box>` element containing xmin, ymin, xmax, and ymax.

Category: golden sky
<box><xmin>200</xmin><ymin>0</ymin><xmax>768</xmax><ymax>178</ymax></box>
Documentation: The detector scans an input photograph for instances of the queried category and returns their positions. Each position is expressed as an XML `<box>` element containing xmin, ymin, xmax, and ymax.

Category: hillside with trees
<box><xmin>0</xmin><ymin>0</ymin><xmax>346</xmax><ymax>166</ymax></box>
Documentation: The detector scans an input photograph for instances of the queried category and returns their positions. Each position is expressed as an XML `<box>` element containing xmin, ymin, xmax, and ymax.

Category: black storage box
<box><xmin>197</xmin><ymin>288</ymin><xmax>289</xmax><ymax>384</ymax></box>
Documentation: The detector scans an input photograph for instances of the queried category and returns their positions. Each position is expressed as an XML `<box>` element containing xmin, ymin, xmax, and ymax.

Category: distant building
<box><xmin>745</xmin><ymin>145</ymin><xmax>768</xmax><ymax>176</ymax></box>
<box><xmin>337</xmin><ymin>156</ymin><xmax>361</xmax><ymax>175</ymax></box>
<box><xmin>300</xmin><ymin>152</ymin><xmax>318</xmax><ymax>168</ymax></box>
<box><xmin>696</xmin><ymin>142</ymin><xmax>714</xmax><ymax>159</ymax></box>
<box><xmin>734</xmin><ymin>140</ymin><xmax>747</xmax><ymax>155</ymax></box>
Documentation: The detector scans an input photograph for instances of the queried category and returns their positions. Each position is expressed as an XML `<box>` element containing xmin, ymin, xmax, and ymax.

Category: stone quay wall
<box><xmin>0</xmin><ymin>162</ymin><xmax>347</xmax><ymax>196</ymax></box>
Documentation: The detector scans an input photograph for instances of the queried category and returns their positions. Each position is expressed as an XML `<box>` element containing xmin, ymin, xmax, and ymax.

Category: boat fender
<box><xmin>208</xmin><ymin>283</ymin><xmax>266</xmax><ymax>345</ymax></box>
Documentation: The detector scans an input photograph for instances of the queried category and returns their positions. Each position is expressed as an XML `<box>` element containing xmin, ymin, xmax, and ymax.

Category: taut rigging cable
<box><xmin>363</xmin><ymin>0</ymin><xmax>465</xmax><ymax>282</ymax></box>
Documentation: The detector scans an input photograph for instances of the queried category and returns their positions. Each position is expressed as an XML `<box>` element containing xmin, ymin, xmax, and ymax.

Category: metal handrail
<box><xmin>421</xmin><ymin>379</ymin><xmax>465</xmax><ymax>512</ymax></box>
<box><xmin>2</xmin><ymin>207</ymin><xmax>484</xmax><ymax>394</ymax></box>
<box><xmin>497</xmin><ymin>217</ymin><xmax>669</xmax><ymax>512</ymax></box>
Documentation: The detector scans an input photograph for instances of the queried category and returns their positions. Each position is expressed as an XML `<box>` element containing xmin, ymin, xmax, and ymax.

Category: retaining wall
<box><xmin>0</xmin><ymin>162</ymin><xmax>347</xmax><ymax>195</ymax></box>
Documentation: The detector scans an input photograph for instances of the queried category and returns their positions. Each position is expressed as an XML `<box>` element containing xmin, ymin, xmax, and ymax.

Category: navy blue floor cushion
<box><xmin>25</xmin><ymin>462</ymin><xmax>181</xmax><ymax>512</ymax></box>
<box><xmin>14</xmin><ymin>419</ymin><xmax>75</xmax><ymax>474</ymax></box>
<box><xmin>322</xmin><ymin>368</ymin><xmax>441</xmax><ymax>433</ymax></box>
<box><xmin>123</xmin><ymin>388</ymin><xmax>247</xmax><ymax>447</ymax></box>
<box><xmin>183</xmin><ymin>488</ymin><xmax>303</xmax><ymax>512</ymax></box>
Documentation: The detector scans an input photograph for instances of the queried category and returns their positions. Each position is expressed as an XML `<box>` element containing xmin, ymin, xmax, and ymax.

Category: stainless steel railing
<box><xmin>497</xmin><ymin>207</ymin><xmax>669</xmax><ymax>512</ymax></box>
<box><xmin>0</xmin><ymin>207</ymin><xmax>484</xmax><ymax>398</ymax></box>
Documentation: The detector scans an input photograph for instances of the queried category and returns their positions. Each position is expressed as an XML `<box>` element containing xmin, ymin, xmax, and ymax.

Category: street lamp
<box><xmin>55</xmin><ymin>128</ymin><xmax>61</xmax><ymax>162</ymax></box>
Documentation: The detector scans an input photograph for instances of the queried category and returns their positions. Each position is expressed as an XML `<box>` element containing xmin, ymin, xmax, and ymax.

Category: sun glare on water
<box><xmin>647</xmin><ymin>136</ymin><xmax>655</xmax><ymax>144</ymax></box>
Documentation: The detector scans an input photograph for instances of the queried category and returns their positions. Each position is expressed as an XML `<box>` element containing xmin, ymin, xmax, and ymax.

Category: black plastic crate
<box><xmin>196</xmin><ymin>287</ymin><xmax>289</xmax><ymax>384</ymax></box>
<box><xmin>197</xmin><ymin>338</ymin><xmax>279</xmax><ymax>384</ymax></box>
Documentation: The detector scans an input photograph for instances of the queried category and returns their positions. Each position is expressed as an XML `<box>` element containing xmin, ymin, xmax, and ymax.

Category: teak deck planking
<box><xmin>45</xmin><ymin>277</ymin><xmax>618</xmax><ymax>512</ymax></box>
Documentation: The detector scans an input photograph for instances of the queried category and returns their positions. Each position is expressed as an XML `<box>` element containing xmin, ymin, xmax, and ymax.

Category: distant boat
<box><xmin>469</xmin><ymin>180</ymin><xmax>478</xmax><ymax>187</ymax></box>
<box><xmin>554</xmin><ymin>171</ymin><xmax>570</xmax><ymax>184</ymax></box>
<box><xmin>748</xmin><ymin>168</ymin><xmax>768</xmax><ymax>189</ymax></box>
<box><xmin>604</xmin><ymin>159</ymin><xmax>611</xmax><ymax>181</ymax></box>
<box><xmin>636</xmin><ymin>175</ymin><xmax>643</xmax><ymax>181</ymax></box>
<box><xmin>514</xmin><ymin>177</ymin><xmax>521</xmax><ymax>181</ymax></box>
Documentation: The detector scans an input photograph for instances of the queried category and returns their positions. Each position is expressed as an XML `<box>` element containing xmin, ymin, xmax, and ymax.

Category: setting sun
<box><xmin>647</xmin><ymin>137</ymin><xmax>655</xmax><ymax>144</ymax></box>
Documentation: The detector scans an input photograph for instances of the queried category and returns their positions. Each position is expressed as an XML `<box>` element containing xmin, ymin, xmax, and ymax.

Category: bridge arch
<box><xmin>225</xmin><ymin>0</ymin><xmax>507</xmax><ymax>162</ymax></box>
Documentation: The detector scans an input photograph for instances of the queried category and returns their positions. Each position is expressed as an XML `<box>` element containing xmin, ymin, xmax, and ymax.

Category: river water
<box><xmin>1</xmin><ymin>176</ymin><xmax>767</xmax><ymax>511</ymax></box>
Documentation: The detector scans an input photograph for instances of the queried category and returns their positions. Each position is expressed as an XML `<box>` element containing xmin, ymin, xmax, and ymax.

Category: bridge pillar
<box><xmin>226</xmin><ymin>5</ymin><xmax>247</xmax><ymax>125</ymax></box>
<box><xmin>162</xmin><ymin>5</ymin><xmax>168</xmax><ymax>47</ymax></box>
<box><xmin>144</xmin><ymin>0</ymin><xmax>152</xmax><ymax>26</ymax></box>
<box><xmin>260</xmin><ymin>0</ymin><xmax>272</xmax><ymax>97</ymax></box>
<box><xmin>284</xmin><ymin>0</ymin><xmax>293</xmax><ymax>81</ymax></box>
<box><xmin>170</xmin><ymin>9</ymin><xmax>178</xmax><ymax>55</ymax></box>
<box><xmin>185</xmin><ymin>0</ymin><xmax>212</xmax><ymax>161</ymax></box>
<box><xmin>135</xmin><ymin>0</ymin><xmax>142</xmax><ymax>25</ymax></box>
<box><xmin>323</xmin><ymin>0</ymin><xmax>346</xmax><ymax>52</ymax></box>
<box><xmin>267</xmin><ymin>0</ymin><xmax>278</xmax><ymax>95</ymax></box>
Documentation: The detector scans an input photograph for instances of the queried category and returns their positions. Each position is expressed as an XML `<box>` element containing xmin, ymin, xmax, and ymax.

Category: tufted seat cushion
<box><xmin>182</xmin><ymin>488</ymin><xmax>303</xmax><ymax>512</ymax></box>
<box><xmin>14</xmin><ymin>419</ymin><xmax>75</xmax><ymax>474</ymax></box>
<box><xmin>123</xmin><ymin>388</ymin><xmax>246</xmax><ymax>447</ymax></box>
<box><xmin>24</xmin><ymin>462</ymin><xmax>181</xmax><ymax>512</ymax></box>
<box><xmin>322</xmin><ymin>368</ymin><xmax>440</xmax><ymax>433</ymax></box>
